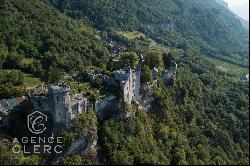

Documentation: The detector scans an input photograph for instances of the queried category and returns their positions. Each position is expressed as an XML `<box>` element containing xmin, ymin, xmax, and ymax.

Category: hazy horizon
<box><xmin>224</xmin><ymin>0</ymin><xmax>249</xmax><ymax>21</ymax></box>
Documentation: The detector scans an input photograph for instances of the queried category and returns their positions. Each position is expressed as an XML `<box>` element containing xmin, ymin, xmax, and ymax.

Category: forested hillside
<box><xmin>47</xmin><ymin>0</ymin><xmax>249</xmax><ymax>67</ymax></box>
<box><xmin>0</xmin><ymin>0</ymin><xmax>109</xmax><ymax>72</ymax></box>
<box><xmin>0</xmin><ymin>0</ymin><xmax>109</xmax><ymax>97</ymax></box>
<box><xmin>0</xmin><ymin>0</ymin><xmax>249</xmax><ymax>165</ymax></box>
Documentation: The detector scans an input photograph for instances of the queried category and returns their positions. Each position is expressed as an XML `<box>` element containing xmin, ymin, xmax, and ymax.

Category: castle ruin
<box><xmin>28</xmin><ymin>63</ymin><xmax>141</xmax><ymax>129</ymax></box>
<box><xmin>113</xmin><ymin>65</ymin><xmax>141</xmax><ymax>104</ymax></box>
<box><xmin>28</xmin><ymin>84</ymin><xmax>91</xmax><ymax>128</ymax></box>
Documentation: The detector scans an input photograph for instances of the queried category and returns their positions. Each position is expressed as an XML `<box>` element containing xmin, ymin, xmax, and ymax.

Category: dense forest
<box><xmin>0</xmin><ymin>0</ymin><xmax>249</xmax><ymax>165</ymax></box>
<box><xmin>96</xmin><ymin>47</ymin><xmax>249</xmax><ymax>165</ymax></box>
<box><xmin>0</xmin><ymin>0</ymin><xmax>110</xmax><ymax>97</ymax></box>
<box><xmin>47</xmin><ymin>0</ymin><xmax>249</xmax><ymax>67</ymax></box>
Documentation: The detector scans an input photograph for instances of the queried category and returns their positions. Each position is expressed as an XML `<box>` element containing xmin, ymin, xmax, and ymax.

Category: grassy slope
<box><xmin>206</xmin><ymin>57</ymin><xmax>249</xmax><ymax>78</ymax></box>
<box><xmin>117</xmin><ymin>30</ymin><xmax>248</xmax><ymax>78</ymax></box>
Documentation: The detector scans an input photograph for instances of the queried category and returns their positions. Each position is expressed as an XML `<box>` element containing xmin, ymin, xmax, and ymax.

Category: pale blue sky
<box><xmin>224</xmin><ymin>0</ymin><xmax>249</xmax><ymax>21</ymax></box>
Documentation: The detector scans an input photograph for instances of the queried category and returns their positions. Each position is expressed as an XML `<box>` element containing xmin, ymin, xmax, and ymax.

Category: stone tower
<box><xmin>114</xmin><ymin>64</ymin><xmax>141</xmax><ymax>104</ymax></box>
<box><xmin>48</xmin><ymin>84</ymin><xmax>70</xmax><ymax>127</ymax></box>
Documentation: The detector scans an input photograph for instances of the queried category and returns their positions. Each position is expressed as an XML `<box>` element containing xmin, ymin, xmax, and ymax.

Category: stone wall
<box><xmin>95</xmin><ymin>95</ymin><xmax>116</xmax><ymax>113</ymax></box>
<box><xmin>114</xmin><ymin>66</ymin><xmax>141</xmax><ymax>104</ymax></box>
<box><xmin>29</xmin><ymin>95</ymin><xmax>51</xmax><ymax>112</ymax></box>
<box><xmin>69</xmin><ymin>98</ymin><xmax>89</xmax><ymax>121</ymax></box>
<box><xmin>48</xmin><ymin>85</ymin><xmax>70</xmax><ymax>127</ymax></box>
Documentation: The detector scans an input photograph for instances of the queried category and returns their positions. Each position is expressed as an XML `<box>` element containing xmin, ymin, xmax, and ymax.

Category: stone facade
<box><xmin>29</xmin><ymin>84</ymin><xmax>119</xmax><ymax>128</ymax></box>
<box><xmin>241</xmin><ymin>74</ymin><xmax>249</xmax><ymax>81</ymax></box>
<box><xmin>0</xmin><ymin>106</ymin><xmax>8</xmax><ymax>127</ymax></box>
<box><xmin>163</xmin><ymin>61</ymin><xmax>178</xmax><ymax>83</ymax></box>
<box><xmin>0</xmin><ymin>96</ymin><xmax>26</xmax><ymax>114</ymax></box>
<box><xmin>29</xmin><ymin>84</ymin><xmax>90</xmax><ymax>128</ymax></box>
<box><xmin>49</xmin><ymin>85</ymin><xmax>70</xmax><ymax>127</ymax></box>
<box><xmin>29</xmin><ymin>63</ymin><xmax>142</xmax><ymax>128</ymax></box>
<box><xmin>0</xmin><ymin>96</ymin><xmax>26</xmax><ymax>127</ymax></box>
<box><xmin>95</xmin><ymin>95</ymin><xmax>117</xmax><ymax>117</ymax></box>
<box><xmin>114</xmin><ymin>65</ymin><xmax>141</xmax><ymax>104</ymax></box>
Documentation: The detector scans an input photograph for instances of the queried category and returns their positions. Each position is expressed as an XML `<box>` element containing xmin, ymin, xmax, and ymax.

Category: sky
<box><xmin>224</xmin><ymin>0</ymin><xmax>249</xmax><ymax>21</ymax></box>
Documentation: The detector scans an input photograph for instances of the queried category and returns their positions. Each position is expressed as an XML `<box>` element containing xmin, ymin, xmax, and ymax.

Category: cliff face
<box><xmin>66</xmin><ymin>132</ymin><xmax>97</xmax><ymax>156</ymax></box>
<box><xmin>50</xmin><ymin>111</ymin><xmax>99</xmax><ymax>165</ymax></box>
<box><xmin>215</xmin><ymin>0</ymin><xmax>249</xmax><ymax>30</ymax></box>
<box><xmin>215</xmin><ymin>0</ymin><xmax>229</xmax><ymax>8</ymax></box>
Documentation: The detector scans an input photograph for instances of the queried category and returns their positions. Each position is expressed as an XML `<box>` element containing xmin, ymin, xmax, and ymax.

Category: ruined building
<box><xmin>113</xmin><ymin>65</ymin><xmax>141</xmax><ymax>104</ymax></box>
<box><xmin>28</xmin><ymin>84</ymin><xmax>90</xmax><ymax>128</ymax></box>
<box><xmin>29</xmin><ymin>84</ymin><xmax>117</xmax><ymax>128</ymax></box>
<box><xmin>28</xmin><ymin>62</ymin><xmax>142</xmax><ymax>128</ymax></box>
<box><xmin>0</xmin><ymin>96</ymin><xmax>26</xmax><ymax>127</ymax></box>
<box><xmin>152</xmin><ymin>67</ymin><xmax>159</xmax><ymax>81</ymax></box>
<box><xmin>86</xmin><ymin>64</ymin><xmax>142</xmax><ymax>105</ymax></box>
<box><xmin>163</xmin><ymin>60</ymin><xmax>178</xmax><ymax>83</ymax></box>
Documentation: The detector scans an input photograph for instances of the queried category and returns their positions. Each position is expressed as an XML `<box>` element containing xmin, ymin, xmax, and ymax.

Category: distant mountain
<box><xmin>47</xmin><ymin>0</ymin><xmax>249</xmax><ymax>66</ymax></box>
<box><xmin>240</xmin><ymin>18</ymin><xmax>249</xmax><ymax>31</ymax></box>
<box><xmin>215</xmin><ymin>0</ymin><xmax>228</xmax><ymax>8</ymax></box>
<box><xmin>232</xmin><ymin>13</ymin><xmax>249</xmax><ymax>31</ymax></box>
<box><xmin>214</xmin><ymin>0</ymin><xmax>249</xmax><ymax>30</ymax></box>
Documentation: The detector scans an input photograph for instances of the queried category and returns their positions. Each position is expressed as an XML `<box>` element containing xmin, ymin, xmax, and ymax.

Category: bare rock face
<box><xmin>215</xmin><ymin>0</ymin><xmax>228</xmax><ymax>8</ymax></box>
<box><xmin>49</xmin><ymin>111</ymin><xmax>99</xmax><ymax>165</ymax></box>
<box><xmin>66</xmin><ymin>132</ymin><xmax>97</xmax><ymax>156</ymax></box>
<box><xmin>50</xmin><ymin>131</ymin><xmax>98</xmax><ymax>165</ymax></box>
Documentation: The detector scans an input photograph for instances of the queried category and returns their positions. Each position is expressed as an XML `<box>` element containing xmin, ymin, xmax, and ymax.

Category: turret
<box><xmin>48</xmin><ymin>84</ymin><xmax>70</xmax><ymax>127</ymax></box>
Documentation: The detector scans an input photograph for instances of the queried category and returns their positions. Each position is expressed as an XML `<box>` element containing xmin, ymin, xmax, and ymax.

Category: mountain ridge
<box><xmin>46</xmin><ymin>0</ymin><xmax>249</xmax><ymax>67</ymax></box>
<box><xmin>215</xmin><ymin>0</ymin><xmax>249</xmax><ymax>30</ymax></box>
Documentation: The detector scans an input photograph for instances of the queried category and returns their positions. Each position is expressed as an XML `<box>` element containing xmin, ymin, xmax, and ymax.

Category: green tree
<box><xmin>60</xmin><ymin>131</ymin><xmax>75</xmax><ymax>150</ymax></box>
<box><xmin>120</xmin><ymin>52</ymin><xmax>139</xmax><ymax>69</ymax></box>
<box><xmin>61</xmin><ymin>155</ymin><xmax>83</xmax><ymax>165</ymax></box>
<box><xmin>5</xmin><ymin>52</ymin><xmax>24</xmax><ymax>69</ymax></box>
<box><xmin>141</xmin><ymin>64</ymin><xmax>153</xmax><ymax>84</ymax></box>
<box><xmin>163</xmin><ymin>52</ymin><xmax>175</xmax><ymax>69</ymax></box>
<box><xmin>112</xmin><ymin>150</ymin><xmax>133</xmax><ymax>165</ymax></box>
<box><xmin>145</xmin><ymin>51</ymin><xmax>163</xmax><ymax>69</ymax></box>
<box><xmin>48</xmin><ymin>68</ymin><xmax>63</xmax><ymax>83</ymax></box>
<box><xmin>20</xmin><ymin>155</ymin><xmax>40</xmax><ymax>165</ymax></box>
<box><xmin>0</xmin><ymin>43</ymin><xmax>8</xmax><ymax>68</ymax></box>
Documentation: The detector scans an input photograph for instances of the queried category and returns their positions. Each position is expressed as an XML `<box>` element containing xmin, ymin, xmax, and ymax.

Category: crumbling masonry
<box><xmin>28</xmin><ymin>65</ymin><xmax>141</xmax><ymax>128</ymax></box>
